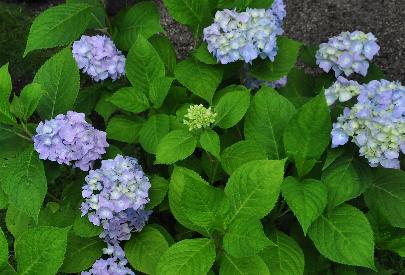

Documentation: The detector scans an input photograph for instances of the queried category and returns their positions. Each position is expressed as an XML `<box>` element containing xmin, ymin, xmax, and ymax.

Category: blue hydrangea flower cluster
<box><xmin>203</xmin><ymin>1</ymin><xmax>285</xmax><ymax>64</ymax></box>
<box><xmin>331</xmin><ymin>80</ymin><xmax>405</xmax><ymax>169</ymax></box>
<box><xmin>244</xmin><ymin>75</ymin><xmax>287</xmax><ymax>90</ymax></box>
<box><xmin>316</xmin><ymin>31</ymin><xmax>380</xmax><ymax>77</ymax></box>
<box><xmin>33</xmin><ymin>111</ymin><xmax>108</xmax><ymax>171</ymax></box>
<box><xmin>82</xmin><ymin>243</ymin><xmax>134</xmax><ymax>275</ymax></box>
<box><xmin>72</xmin><ymin>35</ymin><xmax>126</xmax><ymax>82</ymax></box>
<box><xmin>325</xmin><ymin>76</ymin><xmax>361</xmax><ymax>106</ymax></box>
<box><xmin>81</xmin><ymin>155</ymin><xmax>151</xmax><ymax>242</ymax></box>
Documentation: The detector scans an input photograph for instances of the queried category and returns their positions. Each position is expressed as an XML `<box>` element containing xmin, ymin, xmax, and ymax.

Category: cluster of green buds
<box><xmin>183</xmin><ymin>104</ymin><xmax>217</xmax><ymax>131</ymax></box>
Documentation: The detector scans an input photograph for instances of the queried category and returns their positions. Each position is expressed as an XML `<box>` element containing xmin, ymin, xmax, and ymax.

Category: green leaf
<box><xmin>156</xmin><ymin>238</ymin><xmax>216</xmax><ymax>275</ymax></box>
<box><xmin>279</xmin><ymin>68</ymin><xmax>315</xmax><ymax>108</ymax></box>
<box><xmin>24</xmin><ymin>3</ymin><xmax>92</xmax><ymax>56</ymax></box>
<box><xmin>308</xmin><ymin>204</ymin><xmax>375</xmax><ymax>269</ymax></box>
<box><xmin>162</xmin><ymin>0</ymin><xmax>211</xmax><ymax>36</ymax></box>
<box><xmin>125</xmin><ymin>226</ymin><xmax>169</xmax><ymax>274</ymax></box>
<box><xmin>73</xmin><ymin>85</ymin><xmax>101</xmax><ymax>115</ymax></box>
<box><xmin>283</xmin><ymin>93</ymin><xmax>331</xmax><ymax>177</ymax></box>
<box><xmin>10</xmin><ymin>83</ymin><xmax>45</xmax><ymax>120</ymax></box>
<box><xmin>259</xmin><ymin>230</ymin><xmax>305</xmax><ymax>275</ymax></box>
<box><xmin>169</xmin><ymin>167</ymin><xmax>210</xmax><ymax>235</ymax></box>
<box><xmin>250</xmin><ymin>37</ymin><xmax>301</xmax><ymax>81</ymax></box>
<box><xmin>94</xmin><ymin>91</ymin><xmax>117</xmax><ymax>122</ymax></box>
<box><xmin>155</xmin><ymin>130</ymin><xmax>197</xmax><ymax>164</ymax></box>
<box><xmin>0</xmin><ymin>64</ymin><xmax>15</xmax><ymax>125</ymax></box>
<box><xmin>244</xmin><ymin>87</ymin><xmax>296</xmax><ymax>159</ymax></box>
<box><xmin>149</xmin><ymin>77</ymin><xmax>174</xmax><ymax>109</ymax></box>
<box><xmin>149</xmin><ymin>35</ymin><xmax>177</xmax><ymax>73</ymax></box>
<box><xmin>146</xmin><ymin>175</ymin><xmax>169</xmax><ymax>210</ymax></box>
<box><xmin>108</xmin><ymin>87</ymin><xmax>150</xmax><ymax>113</ymax></box>
<box><xmin>223</xmin><ymin>219</ymin><xmax>273</xmax><ymax>258</ymax></box>
<box><xmin>281</xmin><ymin>177</ymin><xmax>327</xmax><ymax>234</ymax></box>
<box><xmin>72</xmin><ymin>215</ymin><xmax>103</xmax><ymax>238</ymax></box>
<box><xmin>221</xmin><ymin>140</ymin><xmax>267</xmax><ymax>175</ymax></box>
<box><xmin>139</xmin><ymin>114</ymin><xmax>170</xmax><ymax>154</ymax></box>
<box><xmin>0</xmin><ymin>263</ymin><xmax>17</xmax><ymax>275</ymax></box>
<box><xmin>15</xmin><ymin>226</ymin><xmax>70</xmax><ymax>275</ymax></box>
<box><xmin>34</xmin><ymin>48</ymin><xmax>80</xmax><ymax>120</ymax></box>
<box><xmin>0</xmin><ymin>228</ymin><xmax>8</xmax><ymax>270</ymax></box>
<box><xmin>199</xmin><ymin>129</ymin><xmax>221</xmax><ymax>160</ymax></box>
<box><xmin>0</xmin><ymin>146</ymin><xmax>47</xmax><ymax>221</ymax></box>
<box><xmin>322</xmin><ymin>157</ymin><xmax>371</xmax><ymax>210</ymax></box>
<box><xmin>106</xmin><ymin>115</ymin><xmax>143</xmax><ymax>144</ymax></box>
<box><xmin>220</xmin><ymin>254</ymin><xmax>270</xmax><ymax>275</ymax></box>
<box><xmin>380</xmin><ymin>235</ymin><xmax>405</xmax><ymax>257</ymax></box>
<box><xmin>192</xmin><ymin>43</ymin><xmax>217</xmax><ymax>64</ymax></box>
<box><xmin>364</xmin><ymin>168</ymin><xmax>405</xmax><ymax>228</ymax></box>
<box><xmin>66</xmin><ymin>0</ymin><xmax>106</xmax><ymax>29</ymax></box>
<box><xmin>174</xmin><ymin>58</ymin><xmax>223</xmax><ymax>103</ymax></box>
<box><xmin>126</xmin><ymin>36</ymin><xmax>165</xmax><ymax>94</ymax></box>
<box><xmin>217</xmin><ymin>0</ymin><xmax>274</xmax><ymax>9</ymax></box>
<box><xmin>5</xmin><ymin>206</ymin><xmax>35</xmax><ymax>238</ymax></box>
<box><xmin>113</xmin><ymin>1</ymin><xmax>163</xmax><ymax>50</ymax></box>
<box><xmin>214</xmin><ymin>85</ymin><xmax>250</xmax><ymax>129</ymax></box>
<box><xmin>60</xmin><ymin>235</ymin><xmax>104</xmax><ymax>273</ymax></box>
<box><xmin>224</xmin><ymin>160</ymin><xmax>285</xmax><ymax>224</ymax></box>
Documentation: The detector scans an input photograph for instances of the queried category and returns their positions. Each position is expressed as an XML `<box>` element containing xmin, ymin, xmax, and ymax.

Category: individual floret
<box><xmin>183</xmin><ymin>104</ymin><xmax>217</xmax><ymax>131</ymax></box>
<box><xmin>331</xmin><ymin>79</ymin><xmax>405</xmax><ymax>169</ymax></box>
<box><xmin>325</xmin><ymin>76</ymin><xmax>361</xmax><ymax>105</ymax></box>
<box><xmin>72</xmin><ymin>35</ymin><xmax>126</xmax><ymax>82</ymax></box>
<box><xmin>81</xmin><ymin>155</ymin><xmax>151</xmax><ymax>242</ymax></box>
<box><xmin>316</xmin><ymin>31</ymin><xmax>380</xmax><ymax>77</ymax></box>
<box><xmin>203</xmin><ymin>1</ymin><xmax>285</xmax><ymax>64</ymax></box>
<box><xmin>33</xmin><ymin>111</ymin><xmax>108</xmax><ymax>171</ymax></box>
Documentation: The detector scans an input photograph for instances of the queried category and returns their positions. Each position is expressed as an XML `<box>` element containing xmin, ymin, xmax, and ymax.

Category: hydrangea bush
<box><xmin>0</xmin><ymin>0</ymin><xmax>403</xmax><ymax>274</ymax></box>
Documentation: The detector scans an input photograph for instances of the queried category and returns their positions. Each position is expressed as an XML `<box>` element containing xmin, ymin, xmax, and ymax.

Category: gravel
<box><xmin>157</xmin><ymin>0</ymin><xmax>405</xmax><ymax>82</ymax></box>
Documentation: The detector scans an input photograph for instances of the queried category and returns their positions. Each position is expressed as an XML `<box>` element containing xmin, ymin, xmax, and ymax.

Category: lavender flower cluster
<box><xmin>316</xmin><ymin>31</ymin><xmax>380</xmax><ymax>77</ymax></box>
<box><xmin>325</xmin><ymin>76</ymin><xmax>361</xmax><ymax>106</ymax></box>
<box><xmin>331</xmin><ymin>80</ymin><xmax>405</xmax><ymax>169</ymax></box>
<box><xmin>72</xmin><ymin>35</ymin><xmax>126</xmax><ymax>82</ymax></box>
<box><xmin>33</xmin><ymin>111</ymin><xmax>108</xmax><ymax>171</ymax></box>
<box><xmin>203</xmin><ymin>0</ymin><xmax>285</xmax><ymax>64</ymax></box>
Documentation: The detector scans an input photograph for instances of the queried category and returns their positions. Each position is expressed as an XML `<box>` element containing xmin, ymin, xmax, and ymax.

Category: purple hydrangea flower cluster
<box><xmin>331</xmin><ymin>80</ymin><xmax>405</xmax><ymax>169</ymax></box>
<box><xmin>72</xmin><ymin>35</ymin><xmax>126</xmax><ymax>82</ymax></box>
<box><xmin>82</xmin><ymin>243</ymin><xmax>134</xmax><ymax>275</ymax></box>
<box><xmin>316</xmin><ymin>31</ymin><xmax>380</xmax><ymax>77</ymax></box>
<box><xmin>203</xmin><ymin>1</ymin><xmax>285</xmax><ymax>64</ymax></box>
<box><xmin>81</xmin><ymin>155</ymin><xmax>151</xmax><ymax>242</ymax></box>
<box><xmin>33</xmin><ymin>111</ymin><xmax>108</xmax><ymax>171</ymax></box>
<box><xmin>325</xmin><ymin>76</ymin><xmax>361</xmax><ymax>106</ymax></box>
<box><xmin>244</xmin><ymin>75</ymin><xmax>287</xmax><ymax>90</ymax></box>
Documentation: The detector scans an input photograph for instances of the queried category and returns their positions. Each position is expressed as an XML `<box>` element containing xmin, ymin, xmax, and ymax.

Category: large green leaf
<box><xmin>24</xmin><ymin>3</ymin><xmax>92</xmax><ymax>56</ymax></box>
<box><xmin>174</xmin><ymin>58</ymin><xmax>223</xmax><ymax>103</ymax></box>
<box><xmin>34</xmin><ymin>48</ymin><xmax>80</xmax><ymax>119</ymax></box>
<box><xmin>244</xmin><ymin>87</ymin><xmax>295</xmax><ymax>159</ymax></box>
<box><xmin>199</xmin><ymin>129</ymin><xmax>221</xmax><ymax>160</ymax></box>
<box><xmin>322</xmin><ymin>156</ymin><xmax>371</xmax><ymax>210</ymax></box>
<box><xmin>148</xmin><ymin>77</ymin><xmax>174</xmax><ymax>109</ymax></box>
<box><xmin>106</xmin><ymin>115</ymin><xmax>143</xmax><ymax>144</ymax></box>
<box><xmin>156</xmin><ymin>238</ymin><xmax>216</xmax><ymax>275</ymax></box>
<box><xmin>259</xmin><ymin>230</ymin><xmax>305</xmax><ymax>275</ymax></box>
<box><xmin>220</xmin><ymin>254</ymin><xmax>270</xmax><ymax>275</ymax></box>
<box><xmin>281</xmin><ymin>177</ymin><xmax>327</xmax><ymax>234</ymax></box>
<box><xmin>126</xmin><ymin>36</ymin><xmax>165</xmax><ymax>94</ymax></box>
<box><xmin>66</xmin><ymin>0</ymin><xmax>106</xmax><ymax>29</ymax></box>
<box><xmin>15</xmin><ymin>226</ymin><xmax>69</xmax><ymax>275</ymax></box>
<box><xmin>221</xmin><ymin>140</ymin><xmax>267</xmax><ymax>175</ymax></box>
<box><xmin>223</xmin><ymin>219</ymin><xmax>273</xmax><ymax>258</ymax></box>
<box><xmin>0</xmin><ymin>228</ymin><xmax>8</xmax><ymax>270</ymax></box>
<box><xmin>250</xmin><ymin>37</ymin><xmax>301</xmax><ymax>81</ymax></box>
<box><xmin>5</xmin><ymin>206</ymin><xmax>34</xmax><ymax>238</ymax></box>
<box><xmin>155</xmin><ymin>130</ymin><xmax>197</xmax><ymax>164</ymax></box>
<box><xmin>60</xmin><ymin>235</ymin><xmax>104</xmax><ymax>273</ymax></box>
<box><xmin>113</xmin><ymin>1</ymin><xmax>163</xmax><ymax>50</ymax></box>
<box><xmin>125</xmin><ymin>226</ymin><xmax>169</xmax><ymax>274</ymax></box>
<box><xmin>308</xmin><ymin>204</ymin><xmax>375</xmax><ymax>269</ymax></box>
<box><xmin>224</xmin><ymin>160</ymin><xmax>285</xmax><ymax>225</ymax></box>
<box><xmin>10</xmin><ymin>83</ymin><xmax>45</xmax><ymax>121</ymax></box>
<box><xmin>214</xmin><ymin>85</ymin><xmax>250</xmax><ymax>129</ymax></box>
<box><xmin>146</xmin><ymin>175</ymin><xmax>169</xmax><ymax>210</ymax></box>
<box><xmin>149</xmin><ymin>35</ymin><xmax>177</xmax><ymax>73</ymax></box>
<box><xmin>283</xmin><ymin>93</ymin><xmax>331</xmax><ymax>177</ymax></box>
<box><xmin>72</xmin><ymin>215</ymin><xmax>102</xmax><ymax>238</ymax></box>
<box><xmin>139</xmin><ymin>114</ymin><xmax>170</xmax><ymax>154</ymax></box>
<box><xmin>217</xmin><ymin>0</ymin><xmax>274</xmax><ymax>9</ymax></box>
<box><xmin>108</xmin><ymin>87</ymin><xmax>150</xmax><ymax>113</ymax></box>
<box><xmin>364</xmin><ymin>168</ymin><xmax>405</xmax><ymax>228</ymax></box>
<box><xmin>0</xmin><ymin>64</ymin><xmax>15</xmax><ymax>125</ymax></box>
<box><xmin>0</xmin><ymin>146</ymin><xmax>47</xmax><ymax>221</ymax></box>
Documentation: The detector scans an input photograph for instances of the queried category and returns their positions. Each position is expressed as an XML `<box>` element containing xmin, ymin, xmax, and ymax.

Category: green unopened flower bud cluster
<box><xmin>183</xmin><ymin>104</ymin><xmax>217</xmax><ymax>131</ymax></box>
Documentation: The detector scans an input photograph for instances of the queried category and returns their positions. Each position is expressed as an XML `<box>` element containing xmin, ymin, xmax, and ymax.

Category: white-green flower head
<box><xmin>183</xmin><ymin>104</ymin><xmax>217</xmax><ymax>131</ymax></box>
